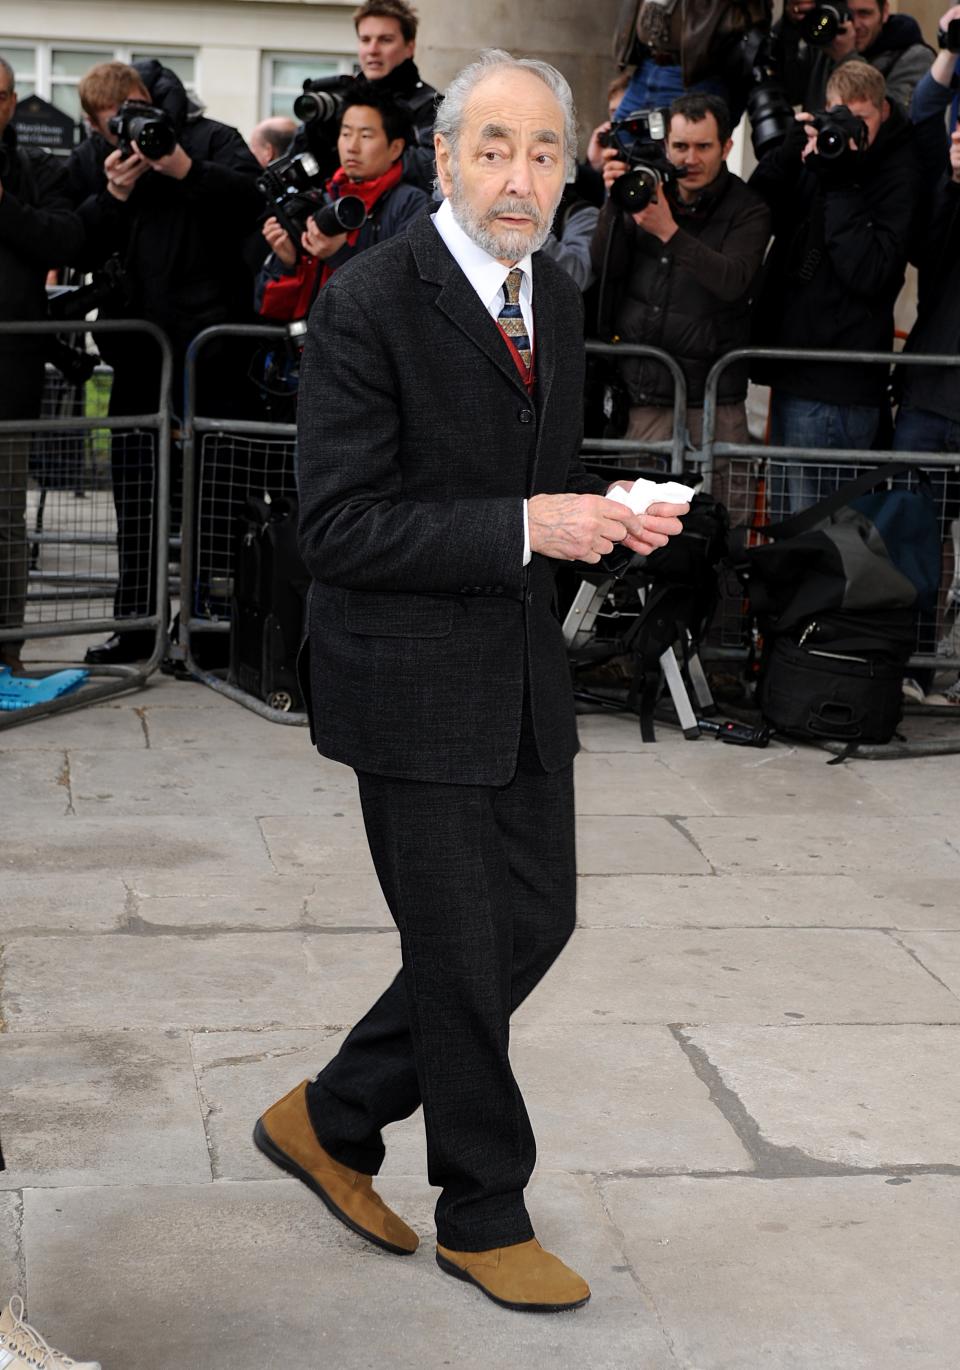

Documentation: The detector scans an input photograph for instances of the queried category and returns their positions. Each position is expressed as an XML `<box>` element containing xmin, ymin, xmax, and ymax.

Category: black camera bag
<box><xmin>229</xmin><ymin>494</ymin><xmax>310</xmax><ymax>712</ymax></box>
<box><xmin>734</xmin><ymin>463</ymin><xmax>940</xmax><ymax>748</ymax></box>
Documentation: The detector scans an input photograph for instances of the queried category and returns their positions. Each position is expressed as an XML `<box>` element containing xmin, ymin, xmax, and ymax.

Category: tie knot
<box><xmin>503</xmin><ymin>268</ymin><xmax>523</xmax><ymax>306</ymax></box>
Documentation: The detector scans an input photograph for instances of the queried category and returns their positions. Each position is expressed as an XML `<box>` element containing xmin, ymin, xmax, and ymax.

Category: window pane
<box><xmin>0</xmin><ymin>45</ymin><xmax>36</xmax><ymax>79</ymax></box>
<box><xmin>17</xmin><ymin>81</ymin><xmax>36</xmax><ymax>97</ymax></box>
<box><xmin>52</xmin><ymin>49</ymin><xmax>113</xmax><ymax>79</ymax></box>
<box><xmin>50</xmin><ymin>82</ymin><xmax>84</xmax><ymax>121</ymax></box>
<box><xmin>131</xmin><ymin>52</ymin><xmax>196</xmax><ymax>86</ymax></box>
<box><xmin>272</xmin><ymin>58</ymin><xmax>337</xmax><ymax>89</ymax></box>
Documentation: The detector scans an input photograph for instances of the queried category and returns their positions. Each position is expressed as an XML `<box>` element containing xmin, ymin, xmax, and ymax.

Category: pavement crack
<box><xmin>134</xmin><ymin>706</ymin><xmax>151</xmax><ymax>749</ymax></box>
<box><xmin>664</xmin><ymin>815</ymin><xmax>716</xmax><ymax>873</ymax></box>
<box><xmin>56</xmin><ymin>751</ymin><xmax>75</xmax><ymax>816</ymax></box>
<box><xmin>255</xmin><ymin>818</ymin><xmax>280</xmax><ymax>875</ymax></box>
<box><xmin>187</xmin><ymin>1033</ymin><xmax>219</xmax><ymax>1181</ymax></box>
<box><xmin>885</xmin><ymin>931</ymin><xmax>960</xmax><ymax>1003</ymax></box>
<box><xmin>13</xmin><ymin>1190</ymin><xmax>26</xmax><ymax>1295</ymax></box>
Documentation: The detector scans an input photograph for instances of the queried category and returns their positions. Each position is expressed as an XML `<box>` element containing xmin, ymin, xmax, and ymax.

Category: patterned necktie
<box><xmin>497</xmin><ymin>267</ymin><xmax>531</xmax><ymax>370</ymax></box>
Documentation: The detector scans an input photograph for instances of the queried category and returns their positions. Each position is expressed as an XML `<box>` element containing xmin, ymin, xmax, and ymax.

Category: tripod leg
<box><xmin>685</xmin><ymin>634</ymin><xmax>716</xmax><ymax>714</ymax></box>
<box><xmin>562</xmin><ymin>576</ymin><xmax>615</xmax><ymax>650</ymax></box>
<box><xmin>661</xmin><ymin>644</ymin><xmax>701</xmax><ymax>739</ymax></box>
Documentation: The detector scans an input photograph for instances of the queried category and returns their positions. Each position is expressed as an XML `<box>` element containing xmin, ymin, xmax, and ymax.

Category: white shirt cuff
<box><xmin>522</xmin><ymin>499</ymin><xmax>531</xmax><ymax>566</ymax></box>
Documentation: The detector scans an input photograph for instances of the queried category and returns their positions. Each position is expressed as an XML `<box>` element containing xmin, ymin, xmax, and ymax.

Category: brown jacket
<box><xmin>614</xmin><ymin>0</ymin><xmax>771</xmax><ymax>85</ymax></box>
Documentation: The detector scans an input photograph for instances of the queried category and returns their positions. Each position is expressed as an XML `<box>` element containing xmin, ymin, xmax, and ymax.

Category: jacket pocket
<box><xmin>344</xmin><ymin>590</ymin><xmax>454</xmax><ymax>638</ymax></box>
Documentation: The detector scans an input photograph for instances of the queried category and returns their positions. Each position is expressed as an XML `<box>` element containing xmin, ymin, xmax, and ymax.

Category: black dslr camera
<box><xmin>798</xmin><ymin>2</ymin><xmax>853</xmax><ymax>46</ymax></box>
<box><xmin>107</xmin><ymin>100</ymin><xmax>177</xmax><ymax>160</ymax></box>
<box><xmin>810</xmin><ymin>105</ymin><xmax>869</xmax><ymax>159</ymax></box>
<box><xmin>939</xmin><ymin>18</ymin><xmax>960</xmax><ymax>52</ymax></box>
<box><xmin>256</xmin><ymin>149</ymin><xmax>366</xmax><ymax>249</ymax></box>
<box><xmin>599</xmin><ymin>108</ymin><xmax>686</xmax><ymax>214</ymax></box>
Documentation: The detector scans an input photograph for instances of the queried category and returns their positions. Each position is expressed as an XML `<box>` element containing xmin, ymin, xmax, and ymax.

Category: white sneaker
<box><xmin>0</xmin><ymin>1297</ymin><xmax>101</xmax><ymax>1369</ymax></box>
<box><xmin>901</xmin><ymin>676</ymin><xmax>926</xmax><ymax>704</ymax></box>
<box><xmin>924</xmin><ymin>678</ymin><xmax>960</xmax><ymax>707</ymax></box>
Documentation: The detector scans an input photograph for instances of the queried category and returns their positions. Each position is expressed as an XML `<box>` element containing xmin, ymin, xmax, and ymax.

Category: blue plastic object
<box><xmin>0</xmin><ymin>666</ymin><xmax>89</xmax><ymax>711</ymax></box>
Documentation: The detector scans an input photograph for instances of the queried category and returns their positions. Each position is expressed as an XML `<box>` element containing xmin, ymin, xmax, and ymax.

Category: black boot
<box><xmin>84</xmin><ymin>630</ymin><xmax>156</xmax><ymax>665</ymax></box>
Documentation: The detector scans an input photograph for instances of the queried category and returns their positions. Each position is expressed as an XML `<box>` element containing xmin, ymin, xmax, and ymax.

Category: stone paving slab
<box><xmin>513</xmin><ymin>927</ymin><xmax>960</xmax><ymax>1027</ymax></box>
<box><xmin>260</xmin><ymin>813</ymin><xmax>380</xmax><ymax>876</ymax></box>
<box><xmin>848</xmin><ymin>755</ymin><xmax>960</xmax><ymax>816</ymax></box>
<box><xmin>142</xmin><ymin>701</ymin><xmax>311</xmax><ymax>755</ymax></box>
<box><xmin>576</xmin><ymin>816</ymin><xmax>712</xmax><ymax>875</ymax></box>
<box><xmin>683</xmin><ymin>815</ymin><xmax>960</xmax><ymax>877</ymax></box>
<box><xmin>0</xmin><ymin>815</ymin><xmax>275</xmax><ymax>878</ymax></box>
<box><xmin>0</xmin><ymin>704</ymin><xmax>146</xmax><ymax>751</ymax></box>
<box><xmin>0</xmin><ymin>1194</ymin><xmax>22</xmax><ymax>1299</ymax></box>
<box><xmin>0</xmin><ymin>1031</ymin><xmax>210</xmax><ymax>1190</ymax></box>
<box><xmin>0</xmin><ymin>750</ymin><xmax>70</xmax><ymax>817</ymax></box>
<box><xmin>573</xmin><ymin>752</ymin><xmax>715</xmax><ymax>816</ymax></box>
<box><xmin>685</xmin><ymin>1024</ymin><xmax>960</xmax><ymax>1167</ymax></box>
<box><xmin>656</xmin><ymin>747</ymin><xmax>898</xmax><ymax>818</ymax></box>
<box><xmin>1</xmin><ymin>931</ymin><xmax>403</xmax><ymax>1033</ymax></box>
<box><xmin>574</xmin><ymin>873</ymin><xmax>945</xmax><ymax>929</ymax></box>
<box><xmin>895</xmin><ymin>931</ymin><xmax>960</xmax><ymax>999</ymax></box>
<box><xmin>68</xmin><ymin>747</ymin><xmax>358</xmax><ymax>818</ymax></box>
<box><xmin>191</xmin><ymin>1021</ymin><xmax>750</xmax><ymax>1185</ymax></box>
<box><xmin>602</xmin><ymin>1174</ymin><xmax>960</xmax><ymax>1369</ymax></box>
<box><xmin>0</xmin><ymin>874</ymin><xmax>129</xmax><ymax>934</ymax></box>
<box><xmin>23</xmin><ymin>1173</ymin><xmax>675</xmax><ymax>1370</ymax></box>
<box><xmin>126</xmin><ymin>872</ymin><xmax>393</xmax><ymax>930</ymax></box>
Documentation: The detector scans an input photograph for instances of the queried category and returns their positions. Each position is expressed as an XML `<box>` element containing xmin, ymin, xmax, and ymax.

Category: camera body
<box><xmin>107</xmin><ymin>100</ymin><xmax>177</xmax><ymax>160</ymax></box>
<box><xmin>799</xmin><ymin>2</ymin><xmax>853</xmax><ymax>46</ymax></box>
<box><xmin>810</xmin><ymin>104</ymin><xmax>869</xmax><ymax>160</ymax></box>
<box><xmin>601</xmin><ymin>109</ymin><xmax>687</xmax><ymax>214</ymax></box>
<box><xmin>938</xmin><ymin>17</ymin><xmax>960</xmax><ymax>52</ymax></box>
<box><xmin>256</xmin><ymin>148</ymin><xmax>367</xmax><ymax>247</ymax></box>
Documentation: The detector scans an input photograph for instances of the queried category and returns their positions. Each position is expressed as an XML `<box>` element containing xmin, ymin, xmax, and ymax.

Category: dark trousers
<box><xmin>306</xmin><ymin>719</ymin><xmax>577</xmax><ymax>1252</ymax></box>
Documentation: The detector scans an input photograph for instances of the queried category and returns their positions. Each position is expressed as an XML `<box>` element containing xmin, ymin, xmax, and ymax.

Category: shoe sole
<box><xmin>252</xmin><ymin>1119</ymin><xmax>416</xmax><ymax>1257</ymax></box>
<box><xmin>435</xmin><ymin>1250</ymin><xmax>591</xmax><ymax>1313</ymax></box>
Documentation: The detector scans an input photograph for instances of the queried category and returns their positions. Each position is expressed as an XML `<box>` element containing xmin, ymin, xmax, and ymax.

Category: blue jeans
<box><xmin>893</xmin><ymin>403</ymin><xmax>960</xmax><ymax>522</ymax></box>
<box><xmin>615</xmin><ymin>60</ymin><xmax>738</xmax><ymax>123</ymax></box>
<box><xmin>767</xmin><ymin>392</ymin><xmax>880</xmax><ymax>518</ymax></box>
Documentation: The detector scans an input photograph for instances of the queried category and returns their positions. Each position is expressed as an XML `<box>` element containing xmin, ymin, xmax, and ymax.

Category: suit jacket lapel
<box><xmin>408</xmin><ymin>213</ymin><xmax>532</xmax><ymax>401</ymax></box>
<box><xmin>528</xmin><ymin>251</ymin><xmax>560</xmax><ymax>491</ymax></box>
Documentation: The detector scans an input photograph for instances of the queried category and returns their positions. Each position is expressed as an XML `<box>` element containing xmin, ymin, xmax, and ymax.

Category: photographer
<box><xmin>0</xmin><ymin>55</ymin><xmax>85</xmax><ymax>676</ymax></box>
<box><xmin>249</xmin><ymin>116</ymin><xmax>297</xmax><ymax>169</ymax></box>
<box><xmin>65</xmin><ymin>60</ymin><xmax>263</xmax><ymax>665</ymax></box>
<box><xmin>910</xmin><ymin>5</ymin><xmax>960</xmax><ymax>183</ymax></box>
<box><xmin>776</xmin><ymin>0</ymin><xmax>933</xmax><ymax>113</ymax></box>
<box><xmin>257</xmin><ymin>85</ymin><xmax>428</xmax><ymax>322</ymax></box>
<box><xmin>590</xmin><ymin>94</ymin><xmax>771</xmax><ymax>462</ymax></box>
<box><xmin>749</xmin><ymin>62</ymin><xmax>920</xmax><ymax>512</ymax></box>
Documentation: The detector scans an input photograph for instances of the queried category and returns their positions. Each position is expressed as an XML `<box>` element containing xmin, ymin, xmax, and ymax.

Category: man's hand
<box><xmin>104</xmin><ymin>147</ymin><xmax>152</xmax><ymax>201</ymax></box>
<box><xmin>951</xmin><ymin>122</ymin><xmax>960</xmax><ymax>185</ymax></box>
<box><xmin>632</xmin><ymin>190</ymin><xmax>677</xmax><ymax>242</ymax></box>
<box><xmin>301</xmin><ymin>217</ymin><xmax>349</xmax><ymax>261</ymax></box>
<box><xmin>784</xmin><ymin>0</ymin><xmax>815</xmax><ymax>23</ymax></box>
<box><xmin>263</xmin><ymin>216</ymin><xmax>297</xmax><ymax>267</ymax></box>
<box><xmin>605</xmin><ymin>480</ymin><xmax>690</xmax><ymax>555</ymax></box>
<box><xmin>827</xmin><ymin>22</ymin><xmax>856</xmax><ymax>60</ymax></box>
<box><xmin>527</xmin><ymin>492</ymin><xmax>688</xmax><ymax>563</ymax></box>
<box><xmin>602</xmin><ymin>152</ymin><xmax>629</xmax><ymax>193</ymax></box>
<box><xmin>141</xmin><ymin>142</ymin><xmax>193</xmax><ymax>180</ymax></box>
<box><xmin>587</xmin><ymin>120</ymin><xmax>612</xmax><ymax>174</ymax></box>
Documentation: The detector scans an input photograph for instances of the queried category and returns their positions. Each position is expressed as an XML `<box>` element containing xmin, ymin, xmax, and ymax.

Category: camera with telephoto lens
<box><xmin>810</xmin><ymin>104</ymin><xmax>868</xmax><ymax>159</ymax></box>
<box><xmin>733</xmin><ymin>29</ymin><xmax>795</xmax><ymax>160</ymax></box>
<box><xmin>256</xmin><ymin>148</ymin><xmax>366</xmax><ymax>248</ymax></box>
<box><xmin>798</xmin><ymin>2</ymin><xmax>853</xmax><ymax>46</ymax></box>
<box><xmin>600</xmin><ymin>108</ymin><xmax>687</xmax><ymax>214</ymax></box>
<box><xmin>47</xmin><ymin>257</ymin><xmax>128</xmax><ymax>321</ymax></box>
<box><xmin>107</xmin><ymin>100</ymin><xmax>177</xmax><ymax>160</ymax></box>
<box><xmin>939</xmin><ymin>17</ymin><xmax>960</xmax><ymax>51</ymax></box>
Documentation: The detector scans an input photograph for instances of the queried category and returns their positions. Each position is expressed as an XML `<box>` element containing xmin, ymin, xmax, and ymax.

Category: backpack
<box><xmin>733</xmin><ymin>463</ymin><xmax>941</xmax><ymax>749</ymax></box>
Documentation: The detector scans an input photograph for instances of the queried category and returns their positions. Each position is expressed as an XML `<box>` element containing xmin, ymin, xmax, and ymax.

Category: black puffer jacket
<box><xmin>749</xmin><ymin>101</ymin><xmax>920</xmax><ymax>406</ymax></box>
<box><xmin>0</xmin><ymin>125</ymin><xmax>85</xmax><ymax>418</ymax></box>
<box><xmin>775</xmin><ymin>13</ymin><xmax>934</xmax><ymax>113</ymax></box>
<box><xmin>899</xmin><ymin>175</ymin><xmax>960</xmax><ymax>422</ymax></box>
<box><xmin>591</xmin><ymin>165</ymin><xmax>771</xmax><ymax>406</ymax></box>
<box><xmin>368</xmin><ymin>58</ymin><xmax>439</xmax><ymax>193</ymax></box>
<box><xmin>64</xmin><ymin>63</ymin><xmax>263</xmax><ymax>357</ymax></box>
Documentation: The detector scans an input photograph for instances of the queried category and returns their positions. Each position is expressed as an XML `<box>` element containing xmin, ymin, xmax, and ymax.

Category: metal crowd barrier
<box><xmin>0</xmin><ymin>320</ymin><xmax>172</xmax><ymax>729</ymax></box>
<box><xmin>699</xmin><ymin>347</ymin><xmax>960</xmax><ymax>672</ymax></box>
<box><xmin>178</xmin><ymin>328</ymin><xmax>688</xmax><ymax>724</ymax></box>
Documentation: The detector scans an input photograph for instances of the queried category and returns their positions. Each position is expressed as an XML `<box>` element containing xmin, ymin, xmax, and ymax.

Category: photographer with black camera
<box><xmin>0</xmin><ymin>54</ymin><xmax>85</xmax><ymax>675</ymax></box>
<box><xmin>749</xmin><ymin>61</ymin><xmax>920</xmax><ymax>513</ymax></box>
<box><xmin>775</xmin><ymin>0</ymin><xmax>933</xmax><ymax>113</ymax></box>
<box><xmin>910</xmin><ymin>4</ymin><xmax>960</xmax><ymax>182</ymax></box>
<box><xmin>257</xmin><ymin>85</ymin><xmax>428</xmax><ymax>322</ymax></box>
<box><xmin>290</xmin><ymin>0</ymin><xmax>438</xmax><ymax>194</ymax></box>
<box><xmin>590</xmin><ymin>93</ymin><xmax>770</xmax><ymax>466</ymax></box>
<box><xmin>64</xmin><ymin>59</ymin><xmax>263</xmax><ymax>665</ymax></box>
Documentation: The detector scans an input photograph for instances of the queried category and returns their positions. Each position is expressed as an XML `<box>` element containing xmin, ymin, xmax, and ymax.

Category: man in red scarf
<box><xmin>258</xmin><ymin>85</ymin><xmax>429</xmax><ymax>320</ymax></box>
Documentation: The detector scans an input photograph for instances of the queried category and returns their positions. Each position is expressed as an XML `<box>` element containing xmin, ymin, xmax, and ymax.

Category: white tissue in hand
<box><xmin>606</xmin><ymin>478</ymin><xmax>697</xmax><ymax>516</ymax></box>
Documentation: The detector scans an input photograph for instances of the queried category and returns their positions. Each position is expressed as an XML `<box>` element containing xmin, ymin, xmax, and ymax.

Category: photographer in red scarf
<box><xmin>258</xmin><ymin>85</ymin><xmax>429</xmax><ymax>321</ymax></box>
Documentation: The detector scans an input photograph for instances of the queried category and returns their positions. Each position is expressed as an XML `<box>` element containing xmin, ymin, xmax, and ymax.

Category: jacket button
<box><xmin>519</xmin><ymin>408</ymin><xmax>533</xmax><ymax>424</ymax></box>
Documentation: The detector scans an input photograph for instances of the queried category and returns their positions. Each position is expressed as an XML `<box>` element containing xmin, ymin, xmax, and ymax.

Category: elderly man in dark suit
<box><xmin>255</xmin><ymin>48</ymin><xmax>688</xmax><ymax>1313</ymax></box>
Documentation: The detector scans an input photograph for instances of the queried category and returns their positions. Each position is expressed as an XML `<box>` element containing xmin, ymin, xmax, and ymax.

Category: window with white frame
<box><xmin>0</xmin><ymin>40</ymin><xmax>198</xmax><ymax>123</ymax></box>
<box><xmin>263</xmin><ymin>52</ymin><xmax>356</xmax><ymax>120</ymax></box>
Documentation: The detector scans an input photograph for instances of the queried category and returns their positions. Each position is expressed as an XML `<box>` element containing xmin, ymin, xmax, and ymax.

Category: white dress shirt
<box><xmin>431</xmin><ymin>197</ymin><xmax>535</xmax><ymax>564</ymax></box>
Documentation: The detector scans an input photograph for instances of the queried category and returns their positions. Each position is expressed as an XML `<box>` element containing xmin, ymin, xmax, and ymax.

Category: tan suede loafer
<box><xmin>254</xmin><ymin>1080</ymin><xmax>418</xmax><ymax>1255</ymax></box>
<box><xmin>436</xmin><ymin>1237</ymin><xmax>591</xmax><ymax>1312</ymax></box>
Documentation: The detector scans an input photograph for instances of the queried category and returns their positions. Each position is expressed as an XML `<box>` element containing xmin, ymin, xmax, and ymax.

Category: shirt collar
<box><xmin>432</xmin><ymin>197</ymin><xmax>533</xmax><ymax>312</ymax></box>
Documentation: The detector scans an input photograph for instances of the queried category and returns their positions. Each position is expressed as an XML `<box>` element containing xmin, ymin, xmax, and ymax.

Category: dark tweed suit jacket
<box><xmin>296</xmin><ymin>209</ymin><xmax>606</xmax><ymax>786</ymax></box>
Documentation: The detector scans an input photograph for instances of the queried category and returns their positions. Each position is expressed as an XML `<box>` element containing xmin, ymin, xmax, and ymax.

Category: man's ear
<box><xmin>388</xmin><ymin>136</ymin><xmax>406</xmax><ymax>164</ymax></box>
<box><xmin>721</xmin><ymin>137</ymin><xmax>734</xmax><ymax>161</ymax></box>
<box><xmin>434</xmin><ymin>133</ymin><xmax>454</xmax><ymax>197</ymax></box>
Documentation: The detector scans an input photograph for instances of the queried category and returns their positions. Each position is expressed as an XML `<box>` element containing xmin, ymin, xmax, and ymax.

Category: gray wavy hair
<box><xmin>434</xmin><ymin>48</ymin><xmax>577</xmax><ymax>180</ymax></box>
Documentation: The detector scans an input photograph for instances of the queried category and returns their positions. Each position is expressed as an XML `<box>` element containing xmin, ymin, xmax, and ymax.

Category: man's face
<box><xmin>666</xmin><ymin>112</ymin><xmax>732</xmax><ymax>196</ymax></box>
<box><xmin>356</xmin><ymin>16</ymin><xmax>415</xmax><ymax>81</ymax></box>
<box><xmin>337</xmin><ymin>104</ymin><xmax>404</xmax><ymax>180</ymax></box>
<box><xmin>0</xmin><ymin>78</ymin><xmax>16</xmax><ymax>138</ymax></box>
<box><xmin>89</xmin><ymin>87</ymin><xmax>150</xmax><ymax>147</ymax></box>
<box><xmin>849</xmin><ymin>0</ymin><xmax>887</xmax><ymax>52</ymax></box>
<box><xmin>827</xmin><ymin>95</ymin><xmax>886</xmax><ymax>146</ymax></box>
<box><xmin>435</xmin><ymin>68</ymin><xmax>567</xmax><ymax>265</ymax></box>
